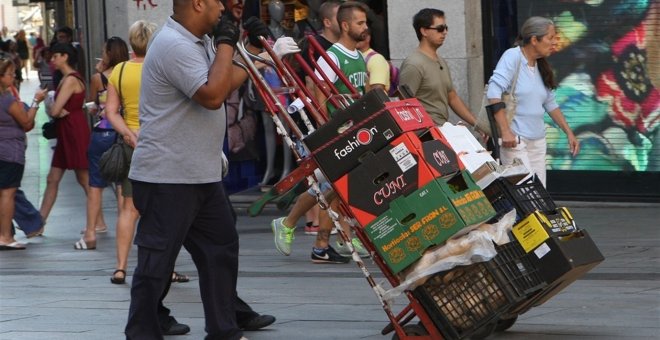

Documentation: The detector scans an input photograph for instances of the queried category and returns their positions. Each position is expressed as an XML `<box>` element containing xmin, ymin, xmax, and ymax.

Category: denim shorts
<box><xmin>306</xmin><ymin>168</ymin><xmax>332</xmax><ymax>196</ymax></box>
<box><xmin>294</xmin><ymin>139</ymin><xmax>332</xmax><ymax>196</ymax></box>
<box><xmin>87</xmin><ymin>130</ymin><xmax>117</xmax><ymax>188</ymax></box>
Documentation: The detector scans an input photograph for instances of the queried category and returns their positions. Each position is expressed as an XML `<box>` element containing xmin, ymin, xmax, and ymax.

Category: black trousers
<box><xmin>125</xmin><ymin>181</ymin><xmax>241</xmax><ymax>340</ymax></box>
<box><xmin>155</xmin><ymin>293</ymin><xmax>258</xmax><ymax>328</ymax></box>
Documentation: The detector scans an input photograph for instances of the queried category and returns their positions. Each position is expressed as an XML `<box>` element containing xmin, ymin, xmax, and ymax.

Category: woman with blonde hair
<box><xmin>105</xmin><ymin>20</ymin><xmax>168</xmax><ymax>284</ymax></box>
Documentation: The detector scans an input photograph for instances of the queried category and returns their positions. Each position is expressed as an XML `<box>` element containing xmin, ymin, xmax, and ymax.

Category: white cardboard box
<box><xmin>437</xmin><ymin>123</ymin><xmax>495</xmax><ymax>173</ymax></box>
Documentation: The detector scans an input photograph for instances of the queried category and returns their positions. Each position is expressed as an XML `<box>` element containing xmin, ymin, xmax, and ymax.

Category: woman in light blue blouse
<box><xmin>487</xmin><ymin>16</ymin><xmax>579</xmax><ymax>186</ymax></box>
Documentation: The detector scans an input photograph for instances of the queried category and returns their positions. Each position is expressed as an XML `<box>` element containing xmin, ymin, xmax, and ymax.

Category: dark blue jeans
<box><xmin>13</xmin><ymin>189</ymin><xmax>43</xmax><ymax>235</ymax></box>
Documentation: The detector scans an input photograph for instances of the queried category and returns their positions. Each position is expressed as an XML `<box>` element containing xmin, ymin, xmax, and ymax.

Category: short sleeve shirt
<box><xmin>0</xmin><ymin>92</ymin><xmax>25</xmax><ymax>164</ymax></box>
<box><xmin>315</xmin><ymin>43</ymin><xmax>367</xmax><ymax>114</ymax></box>
<box><xmin>361</xmin><ymin>48</ymin><xmax>390</xmax><ymax>92</ymax></box>
<box><xmin>400</xmin><ymin>49</ymin><xmax>454</xmax><ymax>125</ymax></box>
<box><xmin>108</xmin><ymin>61</ymin><xmax>143</xmax><ymax>131</ymax></box>
<box><xmin>129</xmin><ymin>17</ymin><xmax>225</xmax><ymax>184</ymax></box>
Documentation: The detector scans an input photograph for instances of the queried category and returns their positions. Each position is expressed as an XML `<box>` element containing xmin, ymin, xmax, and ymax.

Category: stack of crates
<box><xmin>303</xmin><ymin>90</ymin><xmax>496</xmax><ymax>274</ymax></box>
<box><xmin>478</xmin><ymin>173</ymin><xmax>604</xmax><ymax>316</ymax></box>
<box><xmin>302</xmin><ymin>91</ymin><xmax>603</xmax><ymax>338</ymax></box>
<box><xmin>412</xmin><ymin>240</ymin><xmax>545</xmax><ymax>339</ymax></box>
<box><xmin>421</xmin><ymin>124</ymin><xmax>605</xmax><ymax>336</ymax></box>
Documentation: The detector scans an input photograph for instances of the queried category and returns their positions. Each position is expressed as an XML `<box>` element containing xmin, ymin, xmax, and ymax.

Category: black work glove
<box><xmin>242</xmin><ymin>17</ymin><xmax>271</xmax><ymax>48</ymax></box>
<box><xmin>213</xmin><ymin>13</ymin><xmax>240</xmax><ymax>48</ymax></box>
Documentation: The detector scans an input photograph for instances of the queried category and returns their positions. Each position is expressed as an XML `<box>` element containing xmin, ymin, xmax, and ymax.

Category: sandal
<box><xmin>111</xmin><ymin>269</ymin><xmax>126</xmax><ymax>284</ymax></box>
<box><xmin>80</xmin><ymin>226</ymin><xmax>108</xmax><ymax>234</ymax></box>
<box><xmin>0</xmin><ymin>241</ymin><xmax>26</xmax><ymax>250</ymax></box>
<box><xmin>26</xmin><ymin>226</ymin><xmax>45</xmax><ymax>238</ymax></box>
<box><xmin>171</xmin><ymin>271</ymin><xmax>190</xmax><ymax>283</ymax></box>
<box><xmin>73</xmin><ymin>238</ymin><xmax>96</xmax><ymax>250</ymax></box>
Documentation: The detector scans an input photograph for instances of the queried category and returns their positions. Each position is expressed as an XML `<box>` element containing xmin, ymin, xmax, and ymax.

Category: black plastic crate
<box><xmin>509</xmin><ymin>229</ymin><xmax>604</xmax><ymax>315</ymax></box>
<box><xmin>483</xmin><ymin>174</ymin><xmax>556</xmax><ymax>220</ymax></box>
<box><xmin>493</xmin><ymin>241</ymin><xmax>546</xmax><ymax>299</ymax></box>
<box><xmin>412</xmin><ymin>261</ymin><xmax>517</xmax><ymax>339</ymax></box>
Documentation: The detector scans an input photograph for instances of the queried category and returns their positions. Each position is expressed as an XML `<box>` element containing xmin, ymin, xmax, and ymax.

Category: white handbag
<box><xmin>475</xmin><ymin>53</ymin><xmax>522</xmax><ymax>136</ymax></box>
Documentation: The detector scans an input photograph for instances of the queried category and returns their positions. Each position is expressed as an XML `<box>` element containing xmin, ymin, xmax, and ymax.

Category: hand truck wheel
<box><xmin>469</xmin><ymin>320</ymin><xmax>497</xmax><ymax>339</ymax></box>
<box><xmin>494</xmin><ymin>315</ymin><xmax>518</xmax><ymax>332</ymax></box>
<box><xmin>391</xmin><ymin>323</ymin><xmax>429</xmax><ymax>340</ymax></box>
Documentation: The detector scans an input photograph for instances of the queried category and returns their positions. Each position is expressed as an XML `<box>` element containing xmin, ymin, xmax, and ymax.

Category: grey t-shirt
<box><xmin>400</xmin><ymin>49</ymin><xmax>454</xmax><ymax>125</ymax></box>
<box><xmin>129</xmin><ymin>17</ymin><xmax>225</xmax><ymax>184</ymax></box>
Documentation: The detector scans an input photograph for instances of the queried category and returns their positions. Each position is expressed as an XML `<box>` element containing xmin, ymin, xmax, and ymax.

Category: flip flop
<box><xmin>26</xmin><ymin>226</ymin><xmax>44</xmax><ymax>238</ymax></box>
<box><xmin>73</xmin><ymin>238</ymin><xmax>96</xmax><ymax>250</ymax></box>
<box><xmin>171</xmin><ymin>272</ymin><xmax>189</xmax><ymax>283</ymax></box>
<box><xmin>110</xmin><ymin>269</ymin><xmax>126</xmax><ymax>284</ymax></box>
<box><xmin>80</xmin><ymin>226</ymin><xmax>108</xmax><ymax>234</ymax></box>
<box><xmin>0</xmin><ymin>241</ymin><xmax>26</xmax><ymax>250</ymax></box>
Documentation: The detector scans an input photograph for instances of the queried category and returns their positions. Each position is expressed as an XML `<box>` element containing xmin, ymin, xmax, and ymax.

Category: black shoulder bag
<box><xmin>98</xmin><ymin>62</ymin><xmax>131</xmax><ymax>182</ymax></box>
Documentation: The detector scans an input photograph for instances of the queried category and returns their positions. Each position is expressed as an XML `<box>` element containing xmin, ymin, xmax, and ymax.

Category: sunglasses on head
<box><xmin>427</xmin><ymin>24</ymin><xmax>448</xmax><ymax>33</ymax></box>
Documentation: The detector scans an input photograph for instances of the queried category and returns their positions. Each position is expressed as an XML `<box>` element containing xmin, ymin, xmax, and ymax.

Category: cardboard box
<box><xmin>303</xmin><ymin>90</ymin><xmax>434</xmax><ymax>181</ymax></box>
<box><xmin>416</xmin><ymin>127</ymin><xmax>464</xmax><ymax>177</ymax></box>
<box><xmin>471</xmin><ymin>159</ymin><xmax>529</xmax><ymax>189</ymax></box>
<box><xmin>512</xmin><ymin>208</ymin><xmax>578</xmax><ymax>253</ymax></box>
<box><xmin>436</xmin><ymin>123</ymin><xmax>495</xmax><ymax>173</ymax></box>
<box><xmin>363</xmin><ymin>173</ymin><xmax>495</xmax><ymax>274</ymax></box>
<box><xmin>333</xmin><ymin>129</ymin><xmax>464</xmax><ymax>227</ymax></box>
<box><xmin>438</xmin><ymin>171</ymin><xmax>497</xmax><ymax>227</ymax></box>
<box><xmin>364</xmin><ymin>181</ymin><xmax>468</xmax><ymax>273</ymax></box>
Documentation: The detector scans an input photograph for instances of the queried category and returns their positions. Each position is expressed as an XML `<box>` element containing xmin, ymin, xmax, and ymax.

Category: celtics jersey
<box><xmin>325</xmin><ymin>43</ymin><xmax>367</xmax><ymax>114</ymax></box>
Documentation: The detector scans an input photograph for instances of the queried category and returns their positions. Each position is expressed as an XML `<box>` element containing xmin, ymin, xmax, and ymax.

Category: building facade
<box><xmin>59</xmin><ymin>0</ymin><xmax>658</xmax><ymax>201</ymax></box>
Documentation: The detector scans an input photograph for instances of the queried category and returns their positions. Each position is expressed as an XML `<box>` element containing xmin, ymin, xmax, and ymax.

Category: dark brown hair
<box><xmin>336</xmin><ymin>1</ymin><xmax>368</xmax><ymax>28</ymax></box>
<box><xmin>104</xmin><ymin>37</ymin><xmax>130</xmax><ymax>68</ymax></box>
<box><xmin>412</xmin><ymin>8</ymin><xmax>445</xmax><ymax>41</ymax></box>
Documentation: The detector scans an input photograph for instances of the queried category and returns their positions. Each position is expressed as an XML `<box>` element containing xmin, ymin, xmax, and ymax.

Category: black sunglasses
<box><xmin>426</xmin><ymin>24</ymin><xmax>448</xmax><ymax>33</ymax></box>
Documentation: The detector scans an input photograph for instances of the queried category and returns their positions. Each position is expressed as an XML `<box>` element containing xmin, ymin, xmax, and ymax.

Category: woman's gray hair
<box><xmin>519</xmin><ymin>16</ymin><xmax>554</xmax><ymax>46</ymax></box>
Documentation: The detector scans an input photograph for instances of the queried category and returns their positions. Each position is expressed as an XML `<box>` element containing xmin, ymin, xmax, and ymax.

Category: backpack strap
<box><xmin>363</xmin><ymin>49</ymin><xmax>378</xmax><ymax>64</ymax></box>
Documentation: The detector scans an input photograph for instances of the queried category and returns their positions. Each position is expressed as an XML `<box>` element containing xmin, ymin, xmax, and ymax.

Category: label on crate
<box><xmin>513</xmin><ymin>211</ymin><xmax>551</xmax><ymax>253</ymax></box>
<box><xmin>533</xmin><ymin>242</ymin><xmax>551</xmax><ymax>259</ymax></box>
<box><xmin>390</xmin><ymin>143</ymin><xmax>416</xmax><ymax>172</ymax></box>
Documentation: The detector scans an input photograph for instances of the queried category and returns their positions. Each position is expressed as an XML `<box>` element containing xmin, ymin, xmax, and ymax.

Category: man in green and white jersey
<box><xmin>314</xmin><ymin>1</ymin><xmax>369</xmax><ymax>116</ymax></box>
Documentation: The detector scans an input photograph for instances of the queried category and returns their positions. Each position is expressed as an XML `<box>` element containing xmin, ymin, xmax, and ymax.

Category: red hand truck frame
<box><xmin>233</xmin><ymin>35</ymin><xmax>444</xmax><ymax>339</ymax></box>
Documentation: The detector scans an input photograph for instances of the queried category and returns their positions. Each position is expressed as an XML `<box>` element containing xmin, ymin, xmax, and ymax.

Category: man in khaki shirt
<box><xmin>400</xmin><ymin>8</ymin><xmax>477</xmax><ymax>126</ymax></box>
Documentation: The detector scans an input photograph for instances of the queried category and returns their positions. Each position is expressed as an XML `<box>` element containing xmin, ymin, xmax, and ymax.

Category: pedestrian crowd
<box><xmin>0</xmin><ymin>0</ymin><xmax>579</xmax><ymax>339</ymax></box>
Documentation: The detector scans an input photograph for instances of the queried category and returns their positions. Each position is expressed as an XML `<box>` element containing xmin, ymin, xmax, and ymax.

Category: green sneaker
<box><xmin>335</xmin><ymin>238</ymin><xmax>370</xmax><ymax>258</ymax></box>
<box><xmin>272</xmin><ymin>217</ymin><xmax>295</xmax><ymax>256</ymax></box>
<box><xmin>351</xmin><ymin>238</ymin><xmax>370</xmax><ymax>258</ymax></box>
